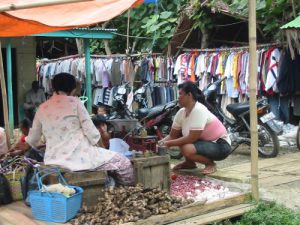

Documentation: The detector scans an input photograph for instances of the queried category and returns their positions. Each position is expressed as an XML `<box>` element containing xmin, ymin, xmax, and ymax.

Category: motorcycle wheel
<box><xmin>257</xmin><ymin>123</ymin><xmax>280</xmax><ymax>158</ymax></box>
<box><xmin>158</xmin><ymin>120</ymin><xmax>183</xmax><ymax>160</ymax></box>
<box><xmin>297</xmin><ymin>123</ymin><xmax>300</xmax><ymax>150</ymax></box>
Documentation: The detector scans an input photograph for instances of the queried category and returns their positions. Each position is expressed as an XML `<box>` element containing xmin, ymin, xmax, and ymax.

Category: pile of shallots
<box><xmin>171</xmin><ymin>175</ymin><xmax>239</xmax><ymax>203</ymax></box>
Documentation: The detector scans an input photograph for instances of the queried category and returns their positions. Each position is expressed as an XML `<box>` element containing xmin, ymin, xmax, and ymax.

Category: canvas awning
<box><xmin>0</xmin><ymin>0</ymin><xmax>143</xmax><ymax>37</ymax></box>
<box><xmin>280</xmin><ymin>16</ymin><xmax>300</xmax><ymax>59</ymax></box>
<box><xmin>0</xmin><ymin>0</ymin><xmax>143</xmax><ymax>140</ymax></box>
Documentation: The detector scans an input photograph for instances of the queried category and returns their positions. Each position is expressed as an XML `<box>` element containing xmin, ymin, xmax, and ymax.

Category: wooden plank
<box><xmin>163</xmin><ymin>163</ymin><xmax>170</xmax><ymax>191</ymax></box>
<box><xmin>151</xmin><ymin>165</ymin><xmax>164</xmax><ymax>189</ymax></box>
<box><xmin>168</xmin><ymin>203</ymin><xmax>255</xmax><ymax>225</ymax></box>
<box><xmin>144</xmin><ymin>167</ymin><xmax>152</xmax><ymax>188</ymax></box>
<box><xmin>134</xmin><ymin>193</ymin><xmax>251</xmax><ymax>225</ymax></box>
<box><xmin>0</xmin><ymin>201</ymin><xmax>70</xmax><ymax>225</ymax></box>
<box><xmin>132</xmin><ymin>156</ymin><xmax>170</xmax><ymax>167</ymax></box>
<box><xmin>259</xmin><ymin>175</ymin><xmax>300</xmax><ymax>187</ymax></box>
<box><xmin>259</xmin><ymin>161</ymin><xmax>300</xmax><ymax>174</ymax></box>
<box><xmin>220</xmin><ymin>154</ymin><xmax>300</xmax><ymax>172</ymax></box>
<box><xmin>135</xmin><ymin>162</ymin><xmax>144</xmax><ymax>185</ymax></box>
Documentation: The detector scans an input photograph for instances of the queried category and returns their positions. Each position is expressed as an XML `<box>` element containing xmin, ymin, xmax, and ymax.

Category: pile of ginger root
<box><xmin>70</xmin><ymin>184</ymin><xmax>193</xmax><ymax>225</ymax></box>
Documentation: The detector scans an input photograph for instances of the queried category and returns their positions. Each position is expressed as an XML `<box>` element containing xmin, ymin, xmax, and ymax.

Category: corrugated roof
<box><xmin>74</xmin><ymin>27</ymin><xmax>117</xmax><ymax>32</ymax></box>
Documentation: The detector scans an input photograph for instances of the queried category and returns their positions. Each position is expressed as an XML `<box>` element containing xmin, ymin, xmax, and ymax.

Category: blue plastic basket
<box><xmin>29</xmin><ymin>168</ymin><xmax>83</xmax><ymax>223</ymax></box>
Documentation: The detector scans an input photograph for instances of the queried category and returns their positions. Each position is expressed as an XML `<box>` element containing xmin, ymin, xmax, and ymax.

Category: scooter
<box><xmin>169</xmin><ymin>77</ymin><xmax>281</xmax><ymax>159</ymax></box>
<box><xmin>108</xmin><ymin>82</ymin><xmax>179</xmax><ymax>139</ymax></box>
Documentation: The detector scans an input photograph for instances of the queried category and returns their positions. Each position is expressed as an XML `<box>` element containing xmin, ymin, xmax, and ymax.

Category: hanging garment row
<box><xmin>175</xmin><ymin>46</ymin><xmax>300</xmax><ymax>123</ymax></box>
<box><xmin>174</xmin><ymin>47</ymin><xmax>286</xmax><ymax>97</ymax></box>
<box><xmin>37</xmin><ymin>55</ymin><xmax>177</xmax><ymax>95</ymax></box>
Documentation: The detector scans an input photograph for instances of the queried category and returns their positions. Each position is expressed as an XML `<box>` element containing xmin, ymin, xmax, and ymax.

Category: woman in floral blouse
<box><xmin>25</xmin><ymin>73</ymin><xmax>134</xmax><ymax>185</ymax></box>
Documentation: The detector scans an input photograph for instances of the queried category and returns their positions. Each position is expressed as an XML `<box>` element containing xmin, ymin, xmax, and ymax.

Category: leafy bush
<box><xmin>215</xmin><ymin>202</ymin><xmax>300</xmax><ymax>225</ymax></box>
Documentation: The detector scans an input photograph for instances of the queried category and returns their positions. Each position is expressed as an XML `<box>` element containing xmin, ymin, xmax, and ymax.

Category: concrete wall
<box><xmin>1</xmin><ymin>37</ymin><xmax>36</xmax><ymax>122</ymax></box>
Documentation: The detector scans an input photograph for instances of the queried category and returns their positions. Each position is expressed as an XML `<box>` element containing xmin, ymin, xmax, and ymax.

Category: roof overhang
<box><xmin>32</xmin><ymin>28</ymin><xmax>117</xmax><ymax>39</ymax></box>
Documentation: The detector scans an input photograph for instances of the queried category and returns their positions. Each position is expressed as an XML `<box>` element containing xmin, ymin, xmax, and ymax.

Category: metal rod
<box><xmin>181</xmin><ymin>42</ymin><xmax>282</xmax><ymax>52</ymax></box>
<box><xmin>6</xmin><ymin>38</ymin><xmax>14</xmax><ymax>137</ymax></box>
<box><xmin>0</xmin><ymin>0</ymin><xmax>92</xmax><ymax>12</ymax></box>
<box><xmin>249</xmin><ymin>0</ymin><xmax>259</xmax><ymax>202</ymax></box>
<box><xmin>84</xmin><ymin>39</ymin><xmax>92</xmax><ymax>113</ymax></box>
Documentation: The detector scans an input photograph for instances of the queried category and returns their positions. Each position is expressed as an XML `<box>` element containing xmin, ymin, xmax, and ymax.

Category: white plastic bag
<box><xmin>0</xmin><ymin>127</ymin><xmax>8</xmax><ymax>155</ymax></box>
<box><xmin>109</xmin><ymin>138</ymin><xmax>129</xmax><ymax>154</ymax></box>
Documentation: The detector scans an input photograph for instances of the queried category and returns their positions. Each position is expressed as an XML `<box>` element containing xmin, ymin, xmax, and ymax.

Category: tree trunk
<box><xmin>102</xmin><ymin>22</ymin><xmax>112</xmax><ymax>55</ymax></box>
<box><xmin>200</xmin><ymin>27</ymin><xmax>209</xmax><ymax>48</ymax></box>
<box><xmin>75</xmin><ymin>38</ymin><xmax>84</xmax><ymax>55</ymax></box>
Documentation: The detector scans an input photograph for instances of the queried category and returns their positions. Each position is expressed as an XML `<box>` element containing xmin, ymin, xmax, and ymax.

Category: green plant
<box><xmin>214</xmin><ymin>202</ymin><xmax>300</xmax><ymax>225</ymax></box>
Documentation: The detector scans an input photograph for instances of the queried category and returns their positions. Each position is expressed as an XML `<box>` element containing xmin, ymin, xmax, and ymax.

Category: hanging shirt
<box><xmin>265</xmin><ymin>48</ymin><xmax>281</xmax><ymax>92</ymax></box>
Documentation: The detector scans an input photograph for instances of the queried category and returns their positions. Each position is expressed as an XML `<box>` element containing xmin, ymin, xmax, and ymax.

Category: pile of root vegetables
<box><xmin>70</xmin><ymin>184</ymin><xmax>193</xmax><ymax>225</ymax></box>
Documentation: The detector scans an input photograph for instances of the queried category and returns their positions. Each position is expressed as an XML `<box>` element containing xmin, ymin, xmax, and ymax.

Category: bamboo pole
<box><xmin>0</xmin><ymin>41</ymin><xmax>11</xmax><ymax>147</ymax></box>
<box><xmin>248</xmin><ymin>0</ymin><xmax>259</xmax><ymax>201</ymax></box>
<box><xmin>0</xmin><ymin>0</ymin><xmax>92</xmax><ymax>12</ymax></box>
<box><xmin>126</xmin><ymin>9</ymin><xmax>131</xmax><ymax>54</ymax></box>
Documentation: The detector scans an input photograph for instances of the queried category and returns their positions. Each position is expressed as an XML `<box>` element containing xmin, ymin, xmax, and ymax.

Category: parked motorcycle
<box><xmin>169</xmin><ymin>77</ymin><xmax>281</xmax><ymax>159</ymax></box>
<box><xmin>108</xmin><ymin>82</ymin><xmax>179</xmax><ymax>139</ymax></box>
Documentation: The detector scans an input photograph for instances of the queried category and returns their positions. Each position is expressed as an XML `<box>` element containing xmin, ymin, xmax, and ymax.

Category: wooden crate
<box><xmin>131</xmin><ymin>155</ymin><xmax>170</xmax><ymax>191</ymax></box>
<box><xmin>47</xmin><ymin>169</ymin><xmax>107</xmax><ymax>206</ymax></box>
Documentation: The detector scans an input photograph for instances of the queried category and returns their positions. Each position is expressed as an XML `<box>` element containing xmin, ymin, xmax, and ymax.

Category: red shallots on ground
<box><xmin>170</xmin><ymin>175</ymin><xmax>239</xmax><ymax>203</ymax></box>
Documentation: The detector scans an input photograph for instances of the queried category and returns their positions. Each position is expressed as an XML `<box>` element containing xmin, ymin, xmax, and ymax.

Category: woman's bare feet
<box><xmin>202</xmin><ymin>163</ymin><xmax>216</xmax><ymax>175</ymax></box>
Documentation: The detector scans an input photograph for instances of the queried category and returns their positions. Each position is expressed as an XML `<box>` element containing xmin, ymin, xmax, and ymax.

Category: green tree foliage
<box><xmin>90</xmin><ymin>0</ymin><xmax>300</xmax><ymax>54</ymax></box>
<box><xmin>90</xmin><ymin>0</ymin><xmax>188</xmax><ymax>54</ymax></box>
<box><xmin>210</xmin><ymin>0</ymin><xmax>300</xmax><ymax>40</ymax></box>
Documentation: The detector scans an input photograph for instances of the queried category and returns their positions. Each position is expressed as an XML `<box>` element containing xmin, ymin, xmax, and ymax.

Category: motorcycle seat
<box><xmin>137</xmin><ymin>104</ymin><xmax>166</xmax><ymax>120</ymax></box>
<box><xmin>226</xmin><ymin>102</ymin><xmax>250</xmax><ymax>116</ymax></box>
<box><xmin>136</xmin><ymin>108</ymin><xmax>149</xmax><ymax>119</ymax></box>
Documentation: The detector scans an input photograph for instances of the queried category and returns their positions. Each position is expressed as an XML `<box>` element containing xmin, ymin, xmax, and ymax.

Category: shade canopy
<box><xmin>281</xmin><ymin>15</ymin><xmax>300</xmax><ymax>29</ymax></box>
<box><xmin>0</xmin><ymin>0</ymin><xmax>143</xmax><ymax>37</ymax></box>
<box><xmin>280</xmin><ymin>16</ymin><xmax>300</xmax><ymax>59</ymax></box>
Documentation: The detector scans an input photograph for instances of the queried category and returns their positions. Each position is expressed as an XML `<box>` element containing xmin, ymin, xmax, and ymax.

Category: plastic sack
<box><xmin>109</xmin><ymin>138</ymin><xmax>133</xmax><ymax>158</ymax></box>
<box><xmin>0</xmin><ymin>127</ymin><xmax>8</xmax><ymax>156</ymax></box>
<box><xmin>109</xmin><ymin>138</ymin><xmax>129</xmax><ymax>154</ymax></box>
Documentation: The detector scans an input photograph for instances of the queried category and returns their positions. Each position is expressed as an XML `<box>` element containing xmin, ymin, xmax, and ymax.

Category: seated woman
<box><xmin>25</xmin><ymin>73</ymin><xmax>134</xmax><ymax>186</ymax></box>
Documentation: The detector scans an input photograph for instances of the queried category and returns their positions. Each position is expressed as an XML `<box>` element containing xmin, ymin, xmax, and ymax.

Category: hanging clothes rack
<box><xmin>39</xmin><ymin>54</ymin><xmax>81</xmax><ymax>63</ymax></box>
<box><xmin>181</xmin><ymin>42</ymin><xmax>283</xmax><ymax>52</ymax></box>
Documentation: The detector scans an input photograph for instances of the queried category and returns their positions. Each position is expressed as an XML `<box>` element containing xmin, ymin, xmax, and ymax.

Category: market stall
<box><xmin>0</xmin><ymin>1</ymin><xmax>259</xmax><ymax>225</ymax></box>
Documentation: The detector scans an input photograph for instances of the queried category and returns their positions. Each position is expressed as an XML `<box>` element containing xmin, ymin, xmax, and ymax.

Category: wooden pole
<box><xmin>0</xmin><ymin>0</ymin><xmax>92</xmax><ymax>12</ymax></box>
<box><xmin>248</xmin><ymin>0</ymin><xmax>259</xmax><ymax>201</ymax></box>
<box><xmin>126</xmin><ymin>9</ymin><xmax>131</xmax><ymax>54</ymax></box>
<box><xmin>0</xmin><ymin>41</ymin><xmax>11</xmax><ymax>147</ymax></box>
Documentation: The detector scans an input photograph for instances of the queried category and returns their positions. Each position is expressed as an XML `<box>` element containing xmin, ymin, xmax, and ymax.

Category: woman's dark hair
<box><xmin>178</xmin><ymin>81</ymin><xmax>213</xmax><ymax>111</ymax></box>
<box><xmin>52</xmin><ymin>73</ymin><xmax>76</xmax><ymax>94</ymax></box>
<box><xmin>19</xmin><ymin>118</ymin><xmax>32</xmax><ymax>130</ymax></box>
